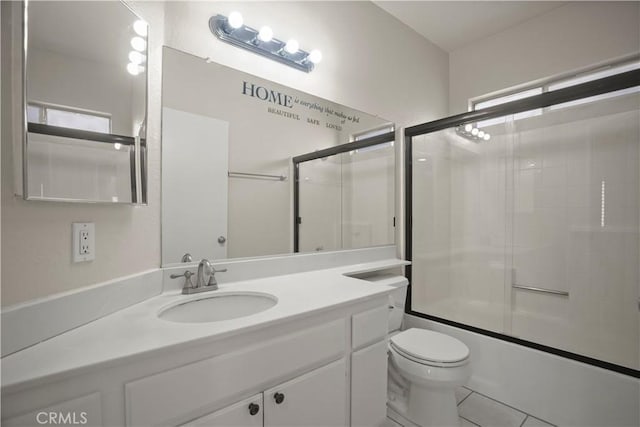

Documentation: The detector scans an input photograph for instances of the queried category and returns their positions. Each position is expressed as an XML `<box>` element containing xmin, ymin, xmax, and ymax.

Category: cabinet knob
<box><xmin>274</xmin><ymin>392</ymin><xmax>285</xmax><ymax>404</ymax></box>
<box><xmin>248</xmin><ymin>403</ymin><xmax>260</xmax><ymax>416</ymax></box>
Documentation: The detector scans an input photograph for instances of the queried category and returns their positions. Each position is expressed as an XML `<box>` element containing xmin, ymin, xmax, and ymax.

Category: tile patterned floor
<box><xmin>388</xmin><ymin>386</ymin><xmax>556</xmax><ymax>427</ymax></box>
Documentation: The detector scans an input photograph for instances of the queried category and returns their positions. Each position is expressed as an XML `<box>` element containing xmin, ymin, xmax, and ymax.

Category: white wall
<box><xmin>449</xmin><ymin>1</ymin><xmax>640</xmax><ymax>114</ymax></box>
<box><xmin>1</xmin><ymin>1</ymin><xmax>448</xmax><ymax>307</ymax></box>
<box><xmin>0</xmin><ymin>1</ymin><xmax>164</xmax><ymax>307</ymax></box>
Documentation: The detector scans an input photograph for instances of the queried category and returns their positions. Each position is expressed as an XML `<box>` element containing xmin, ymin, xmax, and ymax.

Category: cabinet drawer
<box><xmin>125</xmin><ymin>319</ymin><xmax>345</xmax><ymax>426</ymax></box>
<box><xmin>3</xmin><ymin>392</ymin><xmax>102</xmax><ymax>427</ymax></box>
<box><xmin>352</xmin><ymin>305</ymin><xmax>387</xmax><ymax>350</ymax></box>
<box><xmin>181</xmin><ymin>394</ymin><xmax>263</xmax><ymax>427</ymax></box>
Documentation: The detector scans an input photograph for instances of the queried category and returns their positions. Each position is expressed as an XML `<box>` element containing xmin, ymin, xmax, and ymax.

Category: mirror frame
<box><xmin>21</xmin><ymin>0</ymin><xmax>149</xmax><ymax>204</ymax></box>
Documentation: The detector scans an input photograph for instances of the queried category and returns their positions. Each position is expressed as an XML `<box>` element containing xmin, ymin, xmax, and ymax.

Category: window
<box><xmin>471</xmin><ymin>58</ymin><xmax>640</xmax><ymax>126</ymax></box>
<box><xmin>352</xmin><ymin>125</ymin><xmax>395</xmax><ymax>141</ymax></box>
<box><xmin>28</xmin><ymin>102</ymin><xmax>112</xmax><ymax>134</ymax></box>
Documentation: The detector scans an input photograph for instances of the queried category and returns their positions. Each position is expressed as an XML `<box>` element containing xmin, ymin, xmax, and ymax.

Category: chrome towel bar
<box><xmin>228</xmin><ymin>171</ymin><xmax>287</xmax><ymax>181</ymax></box>
<box><xmin>512</xmin><ymin>284</ymin><xmax>569</xmax><ymax>297</ymax></box>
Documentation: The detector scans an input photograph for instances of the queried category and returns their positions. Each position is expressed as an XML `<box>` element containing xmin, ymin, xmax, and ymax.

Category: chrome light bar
<box><xmin>209</xmin><ymin>14</ymin><xmax>321</xmax><ymax>73</ymax></box>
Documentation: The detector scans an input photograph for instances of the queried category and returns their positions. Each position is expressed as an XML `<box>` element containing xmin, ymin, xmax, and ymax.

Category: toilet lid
<box><xmin>390</xmin><ymin>328</ymin><xmax>469</xmax><ymax>365</ymax></box>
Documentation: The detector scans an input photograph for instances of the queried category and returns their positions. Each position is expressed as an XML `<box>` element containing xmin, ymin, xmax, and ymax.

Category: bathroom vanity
<box><xmin>1</xmin><ymin>258</ymin><xmax>407</xmax><ymax>426</ymax></box>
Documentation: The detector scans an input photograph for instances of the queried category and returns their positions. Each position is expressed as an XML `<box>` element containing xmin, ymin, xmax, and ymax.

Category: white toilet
<box><xmin>383</xmin><ymin>276</ymin><xmax>472</xmax><ymax>427</ymax></box>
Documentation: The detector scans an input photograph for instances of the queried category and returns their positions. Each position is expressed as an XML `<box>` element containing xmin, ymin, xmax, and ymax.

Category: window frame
<box><xmin>27</xmin><ymin>101</ymin><xmax>113</xmax><ymax>134</ymax></box>
<box><xmin>469</xmin><ymin>57</ymin><xmax>640</xmax><ymax>114</ymax></box>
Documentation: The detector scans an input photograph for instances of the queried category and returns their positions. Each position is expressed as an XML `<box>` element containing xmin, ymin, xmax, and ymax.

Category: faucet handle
<box><xmin>206</xmin><ymin>267</ymin><xmax>227</xmax><ymax>286</ymax></box>
<box><xmin>170</xmin><ymin>270</ymin><xmax>194</xmax><ymax>279</ymax></box>
<box><xmin>170</xmin><ymin>270</ymin><xmax>195</xmax><ymax>290</ymax></box>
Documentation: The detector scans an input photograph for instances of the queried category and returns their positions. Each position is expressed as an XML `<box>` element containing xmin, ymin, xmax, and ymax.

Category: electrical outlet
<box><xmin>73</xmin><ymin>223</ymin><xmax>95</xmax><ymax>262</ymax></box>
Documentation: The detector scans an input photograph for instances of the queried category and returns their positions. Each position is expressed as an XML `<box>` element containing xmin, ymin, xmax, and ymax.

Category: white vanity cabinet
<box><xmin>2</xmin><ymin>298</ymin><xmax>390</xmax><ymax>427</ymax></box>
<box><xmin>3</xmin><ymin>392</ymin><xmax>103</xmax><ymax>427</ymax></box>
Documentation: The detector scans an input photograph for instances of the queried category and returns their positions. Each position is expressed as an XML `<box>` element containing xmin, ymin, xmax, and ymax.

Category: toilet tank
<box><xmin>351</xmin><ymin>273</ymin><xmax>408</xmax><ymax>332</ymax></box>
<box><xmin>387</xmin><ymin>278</ymin><xmax>408</xmax><ymax>332</ymax></box>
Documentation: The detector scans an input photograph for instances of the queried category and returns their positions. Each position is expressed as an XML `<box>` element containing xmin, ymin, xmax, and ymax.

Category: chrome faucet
<box><xmin>191</xmin><ymin>259</ymin><xmax>227</xmax><ymax>294</ymax></box>
<box><xmin>169</xmin><ymin>259</ymin><xmax>228</xmax><ymax>294</ymax></box>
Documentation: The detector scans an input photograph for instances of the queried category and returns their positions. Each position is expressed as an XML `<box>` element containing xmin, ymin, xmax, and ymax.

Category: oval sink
<box><xmin>159</xmin><ymin>292</ymin><xmax>277</xmax><ymax>323</ymax></box>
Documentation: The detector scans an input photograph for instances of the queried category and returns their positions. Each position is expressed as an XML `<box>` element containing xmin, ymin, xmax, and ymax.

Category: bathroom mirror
<box><xmin>23</xmin><ymin>1</ymin><xmax>148</xmax><ymax>203</ymax></box>
<box><xmin>161</xmin><ymin>47</ymin><xmax>394</xmax><ymax>265</ymax></box>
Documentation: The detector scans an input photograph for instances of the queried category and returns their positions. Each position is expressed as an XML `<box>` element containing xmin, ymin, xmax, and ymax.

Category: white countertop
<box><xmin>1</xmin><ymin>259</ymin><xmax>408</xmax><ymax>391</ymax></box>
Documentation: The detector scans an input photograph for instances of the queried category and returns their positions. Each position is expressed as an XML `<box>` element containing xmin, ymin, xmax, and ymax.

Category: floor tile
<box><xmin>458</xmin><ymin>392</ymin><xmax>527</xmax><ymax>427</ymax></box>
<box><xmin>456</xmin><ymin>387</ymin><xmax>473</xmax><ymax>405</ymax></box>
<box><xmin>385</xmin><ymin>417</ymin><xmax>403</xmax><ymax>427</ymax></box>
<box><xmin>522</xmin><ymin>415</ymin><xmax>555</xmax><ymax>427</ymax></box>
<box><xmin>461</xmin><ymin>416</ymin><xmax>480</xmax><ymax>427</ymax></box>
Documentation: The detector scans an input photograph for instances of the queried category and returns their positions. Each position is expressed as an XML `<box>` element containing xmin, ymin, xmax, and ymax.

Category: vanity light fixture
<box><xmin>127</xmin><ymin>20</ymin><xmax>148</xmax><ymax>76</ymax></box>
<box><xmin>209</xmin><ymin>13</ymin><xmax>322</xmax><ymax>72</ymax></box>
<box><xmin>130</xmin><ymin>36</ymin><xmax>146</xmax><ymax>52</ymax></box>
<box><xmin>456</xmin><ymin>125</ymin><xmax>491</xmax><ymax>142</ymax></box>
<box><xmin>133</xmin><ymin>19</ymin><xmax>148</xmax><ymax>37</ymax></box>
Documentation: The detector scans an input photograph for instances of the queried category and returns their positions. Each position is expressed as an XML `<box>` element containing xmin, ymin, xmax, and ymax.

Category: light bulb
<box><xmin>127</xmin><ymin>62</ymin><xmax>140</xmax><ymax>75</ymax></box>
<box><xmin>483</xmin><ymin>133</ymin><xmax>491</xmax><ymax>141</ymax></box>
<box><xmin>114</xmin><ymin>143</ymin><xmax>122</xmax><ymax>150</ymax></box>
<box><xmin>471</xmin><ymin>128</ymin><xmax>479</xmax><ymax>136</ymax></box>
<box><xmin>128</xmin><ymin>51</ymin><xmax>144</xmax><ymax>65</ymax></box>
<box><xmin>258</xmin><ymin>26</ymin><xmax>273</xmax><ymax>42</ymax></box>
<box><xmin>478</xmin><ymin>130</ymin><xmax>485</xmax><ymax>138</ymax></box>
<box><xmin>228</xmin><ymin>11</ymin><xmax>243</xmax><ymax>29</ymax></box>
<box><xmin>133</xmin><ymin>20</ymin><xmax>148</xmax><ymax>37</ymax></box>
<box><xmin>131</xmin><ymin>37</ymin><xmax>146</xmax><ymax>52</ymax></box>
<box><xmin>308</xmin><ymin>49</ymin><xmax>322</xmax><ymax>64</ymax></box>
<box><xmin>285</xmin><ymin>39</ymin><xmax>299</xmax><ymax>54</ymax></box>
<box><xmin>464</xmin><ymin>124</ymin><xmax>473</xmax><ymax>132</ymax></box>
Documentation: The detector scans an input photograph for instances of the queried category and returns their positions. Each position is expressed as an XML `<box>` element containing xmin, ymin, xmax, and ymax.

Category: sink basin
<box><xmin>159</xmin><ymin>292</ymin><xmax>277</xmax><ymax>323</ymax></box>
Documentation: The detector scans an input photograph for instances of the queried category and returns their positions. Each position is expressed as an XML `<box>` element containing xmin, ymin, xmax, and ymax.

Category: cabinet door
<box><xmin>180</xmin><ymin>394</ymin><xmax>263</xmax><ymax>427</ymax></box>
<box><xmin>3</xmin><ymin>392</ymin><xmax>102</xmax><ymax>427</ymax></box>
<box><xmin>351</xmin><ymin>340</ymin><xmax>388</xmax><ymax>427</ymax></box>
<box><xmin>264</xmin><ymin>359</ymin><xmax>346</xmax><ymax>427</ymax></box>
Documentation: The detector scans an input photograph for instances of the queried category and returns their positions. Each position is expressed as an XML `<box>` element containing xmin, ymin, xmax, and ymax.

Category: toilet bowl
<box><xmin>380</xmin><ymin>276</ymin><xmax>472</xmax><ymax>427</ymax></box>
<box><xmin>388</xmin><ymin>328</ymin><xmax>471</xmax><ymax>427</ymax></box>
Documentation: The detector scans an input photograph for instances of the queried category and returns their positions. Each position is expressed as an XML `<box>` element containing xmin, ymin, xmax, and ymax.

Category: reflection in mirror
<box><xmin>161</xmin><ymin>47</ymin><xmax>394</xmax><ymax>265</ymax></box>
<box><xmin>297</xmin><ymin>138</ymin><xmax>395</xmax><ymax>252</ymax></box>
<box><xmin>24</xmin><ymin>1</ymin><xmax>147</xmax><ymax>203</ymax></box>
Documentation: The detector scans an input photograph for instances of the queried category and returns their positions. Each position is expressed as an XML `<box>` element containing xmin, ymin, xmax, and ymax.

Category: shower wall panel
<box><xmin>411</xmin><ymin>92</ymin><xmax>639</xmax><ymax>371</ymax></box>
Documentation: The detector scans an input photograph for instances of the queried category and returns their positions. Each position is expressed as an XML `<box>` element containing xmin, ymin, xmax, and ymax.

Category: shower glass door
<box><xmin>409</xmin><ymin>82</ymin><xmax>639</xmax><ymax>373</ymax></box>
<box><xmin>297</xmin><ymin>141</ymin><xmax>395</xmax><ymax>252</ymax></box>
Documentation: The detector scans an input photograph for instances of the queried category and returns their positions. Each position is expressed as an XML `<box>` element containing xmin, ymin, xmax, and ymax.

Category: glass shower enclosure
<box><xmin>293</xmin><ymin>131</ymin><xmax>395</xmax><ymax>253</ymax></box>
<box><xmin>405</xmin><ymin>69</ymin><xmax>639</xmax><ymax>376</ymax></box>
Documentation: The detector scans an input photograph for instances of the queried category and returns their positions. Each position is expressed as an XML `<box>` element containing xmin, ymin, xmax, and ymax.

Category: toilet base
<box><xmin>407</xmin><ymin>383</ymin><xmax>460</xmax><ymax>427</ymax></box>
<box><xmin>388</xmin><ymin>381</ymin><xmax>460</xmax><ymax>427</ymax></box>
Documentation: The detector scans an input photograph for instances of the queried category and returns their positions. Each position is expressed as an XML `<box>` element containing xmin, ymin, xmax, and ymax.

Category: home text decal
<box><xmin>241</xmin><ymin>81</ymin><xmax>361</xmax><ymax>131</ymax></box>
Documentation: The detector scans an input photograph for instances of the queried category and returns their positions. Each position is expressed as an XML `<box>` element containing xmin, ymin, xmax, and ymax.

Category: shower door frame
<box><xmin>403</xmin><ymin>69</ymin><xmax>640</xmax><ymax>378</ymax></box>
<box><xmin>292</xmin><ymin>130</ymin><xmax>396</xmax><ymax>252</ymax></box>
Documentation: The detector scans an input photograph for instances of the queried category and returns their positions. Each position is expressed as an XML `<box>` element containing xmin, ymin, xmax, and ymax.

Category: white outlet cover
<box><xmin>72</xmin><ymin>223</ymin><xmax>95</xmax><ymax>262</ymax></box>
